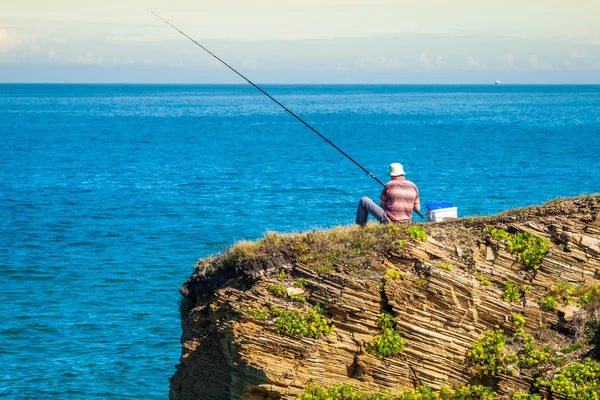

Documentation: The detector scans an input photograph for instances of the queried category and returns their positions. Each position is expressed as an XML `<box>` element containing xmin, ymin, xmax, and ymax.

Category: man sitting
<box><xmin>356</xmin><ymin>163</ymin><xmax>420</xmax><ymax>225</ymax></box>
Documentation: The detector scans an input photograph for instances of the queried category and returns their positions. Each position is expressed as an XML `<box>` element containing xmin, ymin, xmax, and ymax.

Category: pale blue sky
<box><xmin>1</xmin><ymin>0</ymin><xmax>599</xmax><ymax>83</ymax></box>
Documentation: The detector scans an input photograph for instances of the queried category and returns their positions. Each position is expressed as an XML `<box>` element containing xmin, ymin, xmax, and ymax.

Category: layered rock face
<box><xmin>169</xmin><ymin>196</ymin><xmax>600</xmax><ymax>400</ymax></box>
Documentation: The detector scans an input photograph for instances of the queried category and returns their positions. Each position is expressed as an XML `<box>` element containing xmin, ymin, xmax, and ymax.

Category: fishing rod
<box><xmin>148</xmin><ymin>9</ymin><xmax>425</xmax><ymax>219</ymax></box>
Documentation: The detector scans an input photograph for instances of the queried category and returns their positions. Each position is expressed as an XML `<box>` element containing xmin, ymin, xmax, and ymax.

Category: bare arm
<box><xmin>413</xmin><ymin>187</ymin><xmax>421</xmax><ymax>212</ymax></box>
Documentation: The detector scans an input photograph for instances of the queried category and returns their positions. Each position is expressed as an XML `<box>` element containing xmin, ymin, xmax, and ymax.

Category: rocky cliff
<box><xmin>170</xmin><ymin>195</ymin><xmax>600</xmax><ymax>400</ymax></box>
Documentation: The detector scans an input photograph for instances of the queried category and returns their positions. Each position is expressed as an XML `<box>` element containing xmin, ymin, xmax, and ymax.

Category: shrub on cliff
<box><xmin>487</xmin><ymin>227</ymin><xmax>549</xmax><ymax>270</ymax></box>
<box><xmin>369</xmin><ymin>329</ymin><xmax>406</xmax><ymax>358</ymax></box>
<box><xmin>511</xmin><ymin>394</ymin><xmax>541</xmax><ymax>400</ymax></box>
<box><xmin>406</xmin><ymin>226</ymin><xmax>428</xmax><ymax>242</ymax></box>
<box><xmin>297</xmin><ymin>383</ymin><xmax>496</xmax><ymax>399</ymax></box>
<box><xmin>271</xmin><ymin>305</ymin><xmax>334</xmax><ymax>338</ymax></box>
<box><xmin>503</xmin><ymin>281</ymin><xmax>522</xmax><ymax>303</ymax></box>
<box><xmin>467</xmin><ymin>327</ymin><xmax>515</xmax><ymax>376</ymax></box>
<box><xmin>537</xmin><ymin>358</ymin><xmax>600</xmax><ymax>399</ymax></box>
<box><xmin>467</xmin><ymin>315</ymin><xmax>550</xmax><ymax>376</ymax></box>
<box><xmin>368</xmin><ymin>313</ymin><xmax>406</xmax><ymax>358</ymax></box>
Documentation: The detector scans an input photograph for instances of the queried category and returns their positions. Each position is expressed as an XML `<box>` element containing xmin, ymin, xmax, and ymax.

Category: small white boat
<box><xmin>494</xmin><ymin>80</ymin><xmax>501</xmax><ymax>85</ymax></box>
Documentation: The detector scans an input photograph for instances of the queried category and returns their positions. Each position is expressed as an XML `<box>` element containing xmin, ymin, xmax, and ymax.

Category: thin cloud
<box><xmin>419</xmin><ymin>53</ymin><xmax>431</xmax><ymax>68</ymax></box>
<box><xmin>362</xmin><ymin>56</ymin><xmax>406</xmax><ymax>70</ymax></box>
<box><xmin>0</xmin><ymin>29</ymin><xmax>21</xmax><ymax>51</ymax></box>
<box><xmin>68</xmin><ymin>51</ymin><xmax>102</xmax><ymax>65</ymax></box>
<box><xmin>435</xmin><ymin>55</ymin><xmax>443</xmax><ymax>68</ymax></box>
<box><xmin>466</xmin><ymin>55</ymin><xmax>481</xmax><ymax>68</ymax></box>
<box><xmin>530</xmin><ymin>54</ymin><xmax>553</xmax><ymax>70</ymax></box>
<box><xmin>530</xmin><ymin>55</ymin><xmax>540</xmax><ymax>68</ymax></box>
<box><xmin>506</xmin><ymin>54</ymin><xmax>515</xmax><ymax>66</ymax></box>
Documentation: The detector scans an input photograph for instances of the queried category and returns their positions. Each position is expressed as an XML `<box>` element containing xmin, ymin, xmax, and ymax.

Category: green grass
<box><xmin>560</xmin><ymin>343</ymin><xmax>583</xmax><ymax>354</ymax></box>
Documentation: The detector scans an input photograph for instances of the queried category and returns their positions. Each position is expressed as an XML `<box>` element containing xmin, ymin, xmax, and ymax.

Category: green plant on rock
<box><xmin>415</xmin><ymin>277</ymin><xmax>429</xmax><ymax>288</ymax></box>
<box><xmin>511</xmin><ymin>313</ymin><xmax>526</xmax><ymax>337</ymax></box>
<box><xmin>438</xmin><ymin>263</ymin><xmax>453</xmax><ymax>271</ymax></box>
<box><xmin>503</xmin><ymin>281</ymin><xmax>522</xmax><ymax>303</ymax></box>
<box><xmin>368</xmin><ymin>312</ymin><xmax>406</xmax><ymax>358</ymax></box>
<box><xmin>441</xmin><ymin>385</ymin><xmax>496</xmax><ymax>400</ymax></box>
<box><xmin>467</xmin><ymin>327</ymin><xmax>515</xmax><ymax>376</ymax></box>
<box><xmin>387</xmin><ymin>223</ymin><xmax>402</xmax><ymax>235</ymax></box>
<box><xmin>537</xmin><ymin>358</ymin><xmax>600</xmax><ymax>400</ymax></box>
<box><xmin>486</xmin><ymin>227</ymin><xmax>550</xmax><ymax>270</ymax></box>
<box><xmin>561</xmin><ymin>343</ymin><xmax>583</xmax><ymax>355</ymax></box>
<box><xmin>289</xmin><ymin>293</ymin><xmax>307</xmax><ymax>302</ymax></box>
<box><xmin>292</xmin><ymin>240</ymin><xmax>309</xmax><ymax>253</ymax></box>
<box><xmin>270</xmin><ymin>305</ymin><xmax>334</xmax><ymax>338</ymax></box>
<box><xmin>550</xmin><ymin>281</ymin><xmax>573</xmax><ymax>303</ymax></box>
<box><xmin>488</xmin><ymin>227</ymin><xmax>510</xmax><ymax>242</ymax></box>
<box><xmin>396</xmin><ymin>239</ymin><xmax>407</xmax><ymax>250</ymax></box>
<box><xmin>581</xmin><ymin>285</ymin><xmax>600</xmax><ymax>304</ymax></box>
<box><xmin>394</xmin><ymin>386</ymin><xmax>438</xmax><ymax>400</ymax></box>
<box><xmin>476</xmin><ymin>272</ymin><xmax>491</xmax><ymax>286</ymax></box>
<box><xmin>512</xmin><ymin>394</ymin><xmax>542</xmax><ymax>400</ymax></box>
<box><xmin>296</xmin><ymin>278</ymin><xmax>309</xmax><ymax>288</ymax></box>
<box><xmin>297</xmin><ymin>383</ymin><xmax>497</xmax><ymax>400</ymax></box>
<box><xmin>377</xmin><ymin>312</ymin><xmax>396</xmax><ymax>330</ymax></box>
<box><xmin>518</xmin><ymin>334</ymin><xmax>549</xmax><ymax>368</ymax></box>
<box><xmin>296</xmin><ymin>383</ymin><xmax>366</xmax><ymax>400</ymax></box>
<box><xmin>277</xmin><ymin>270</ymin><xmax>287</xmax><ymax>280</ymax></box>
<box><xmin>246</xmin><ymin>307</ymin><xmax>268</xmax><ymax>321</ymax></box>
<box><xmin>383</xmin><ymin>269</ymin><xmax>403</xmax><ymax>282</ymax></box>
<box><xmin>406</xmin><ymin>226</ymin><xmax>428</xmax><ymax>242</ymax></box>
<box><xmin>542</xmin><ymin>283</ymin><xmax>600</xmax><ymax>311</ymax></box>
<box><xmin>507</xmin><ymin>232</ymin><xmax>549</xmax><ymax>270</ymax></box>
<box><xmin>316</xmin><ymin>265</ymin><xmax>334</xmax><ymax>275</ymax></box>
<box><xmin>369</xmin><ymin>329</ymin><xmax>406</xmax><ymax>358</ymax></box>
<box><xmin>540</xmin><ymin>295</ymin><xmax>558</xmax><ymax>312</ymax></box>
<box><xmin>268</xmin><ymin>284</ymin><xmax>288</xmax><ymax>298</ymax></box>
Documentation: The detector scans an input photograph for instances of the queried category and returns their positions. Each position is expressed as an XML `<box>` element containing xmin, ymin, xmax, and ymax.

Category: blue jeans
<box><xmin>356</xmin><ymin>197</ymin><xmax>388</xmax><ymax>226</ymax></box>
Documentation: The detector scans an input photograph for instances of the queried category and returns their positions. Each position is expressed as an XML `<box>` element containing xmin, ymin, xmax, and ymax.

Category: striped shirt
<box><xmin>380</xmin><ymin>179</ymin><xmax>420</xmax><ymax>223</ymax></box>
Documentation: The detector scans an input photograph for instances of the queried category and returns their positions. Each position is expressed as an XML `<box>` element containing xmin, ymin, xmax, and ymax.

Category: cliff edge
<box><xmin>170</xmin><ymin>195</ymin><xmax>600</xmax><ymax>400</ymax></box>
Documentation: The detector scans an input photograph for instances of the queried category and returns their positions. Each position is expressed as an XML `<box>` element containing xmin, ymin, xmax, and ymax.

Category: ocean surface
<box><xmin>1</xmin><ymin>84</ymin><xmax>599</xmax><ymax>398</ymax></box>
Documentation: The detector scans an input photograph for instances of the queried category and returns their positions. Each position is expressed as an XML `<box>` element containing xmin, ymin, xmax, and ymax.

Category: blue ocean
<box><xmin>1</xmin><ymin>84</ymin><xmax>599</xmax><ymax>398</ymax></box>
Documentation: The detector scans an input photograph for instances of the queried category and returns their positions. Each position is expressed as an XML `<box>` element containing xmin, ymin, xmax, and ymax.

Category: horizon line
<box><xmin>2</xmin><ymin>82</ymin><xmax>600</xmax><ymax>85</ymax></box>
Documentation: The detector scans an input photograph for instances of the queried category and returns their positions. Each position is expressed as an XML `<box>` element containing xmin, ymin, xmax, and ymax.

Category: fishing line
<box><xmin>148</xmin><ymin>9</ymin><xmax>425</xmax><ymax>219</ymax></box>
<box><xmin>147</xmin><ymin>9</ymin><xmax>384</xmax><ymax>186</ymax></box>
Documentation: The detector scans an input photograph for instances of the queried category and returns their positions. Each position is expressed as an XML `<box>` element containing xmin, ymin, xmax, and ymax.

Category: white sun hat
<box><xmin>389</xmin><ymin>163</ymin><xmax>405</xmax><ymax>177</ymax></box>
